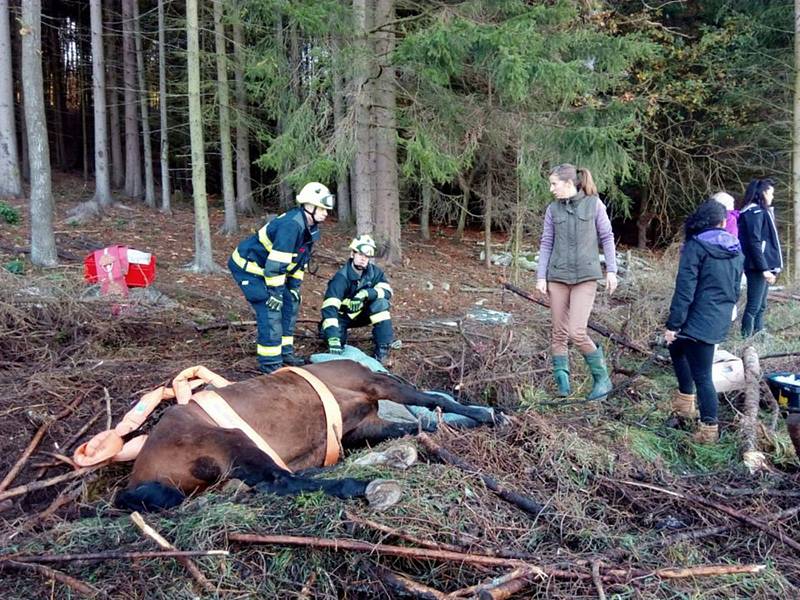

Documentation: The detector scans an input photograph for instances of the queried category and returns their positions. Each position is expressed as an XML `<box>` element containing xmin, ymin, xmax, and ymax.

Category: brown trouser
<box><xmin>549</xmin><ymin>280</ymin><xmax>598</xmax><ymax>355</ymax></box>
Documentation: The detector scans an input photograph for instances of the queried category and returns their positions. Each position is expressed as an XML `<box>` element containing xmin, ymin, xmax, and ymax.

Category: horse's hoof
<box><xmin>365</xmin><ymin>479</ymin><xmax>402</xmax><ymax>511</ymax></box>
<box><xmin>353</xmin><ymin>444</ymin><xmax>418</xmax><ymax>470</ymax></box>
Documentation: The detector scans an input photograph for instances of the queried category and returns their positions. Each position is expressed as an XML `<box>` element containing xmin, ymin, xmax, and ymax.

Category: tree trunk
<box><xmin>106</xmin><ymin>0</ymin><xmax>124</xmax><ymax>190</ymax></box>
<box><xmin>187</xmin><ymin>0</ymin><xmax>216</xmax><ymax>272</ymax></box>
<box><xmin>21</xmin><ymin>0</ymin><xmax>56</xmax><ymax>266</ymax></box>
<box><xmin>420</xmin><ymin>181</ymin><xmax>431</xmax><ymax>241</ymax></box>
<box><xmin>133</xmin><ymin>0</ymin><xmax>155</xmax><ymax>207</ymax></box>
<box><xmin>122</xmin><ymin>0</ymin><xmax>142</xmax><ymax>198</ymax></box>
<box><xmin>637</xmin><ymin>186</ymin><xmax>652</xmax><ymax>250</ymax></box>
<box><xmin>352</xmin><ymin>0</ymin><xmax>373</xmax><ymax>236</ymax></box>
<box><xmin>455</xmin><ymin>191</ymin><xmax>468</xmax><ymax>241</ymax></box>
<box><xmin>157</xmin><ymin>0</ymin><xmax>170</xmax><ymax>213</ymax></box>
<box><xmin>47</xmin><ymin>27</ymin><xmax>66</xmax><ymax>170</ymax></box>
<box><xmin>372</xmin><ymin>1</ymin><xmax>403</xmax><ymax>262</ymax></box>
<box><xmin>0</xmin><ymin>0</ymin><xmax>21</xmax><ymax>197</ymax></box>
<box><xmin>274</xmin><ymin>14</ymin><xmax>293</xmax><ymax>212</ymax></box>
<box><xmin>232</xmin><ymin>0</ymin><xmax>253</xmax><ymax>215</ymax></box>
<box><xmin>331</xmin><ymin>36</ymin><xmax>351</xmax><ymax>224</ymax></box>
<box><xmin>11</xmin><ymin>12</ymin><xmax>27</xmax><ymax>181</ymax></box>
<box><xmin>89</xmin><ymin>0</ymin><xmax>112</xmax><ymax>206</ymax></box>
<box><xmin>81</xmin><ymin>63</ymin><xmax>89</xmax><ymax>183</ymax></box>
<box><xmin>794</xmin><ymin>0</ymin><xmax>800</xmax><ymax>282</ymax></box>
<box><xmin>484</xmin><ymin>172</ymin><xmax>492</xmax><ymax>268</ymax></box>
<box><xmin>214</xmin><ymin>0</ymin><xmax>238</xmax><ymax>234</ymax></box>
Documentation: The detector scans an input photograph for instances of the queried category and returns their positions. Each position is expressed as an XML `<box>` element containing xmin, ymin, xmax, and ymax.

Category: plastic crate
<box><xmin>84</xmin><ymin>248</ymin><xmax>156</xmax><ymax>288</ymax></box>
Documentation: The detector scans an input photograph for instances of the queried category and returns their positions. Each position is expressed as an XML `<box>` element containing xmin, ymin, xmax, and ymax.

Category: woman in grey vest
<box><xmin>536</xmin><ymin>164</ymin><xmax>618</xmax><ymax>400</ymax></box>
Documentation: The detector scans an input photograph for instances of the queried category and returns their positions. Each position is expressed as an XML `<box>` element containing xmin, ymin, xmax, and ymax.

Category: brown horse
<box><xmin>115</xmin><ymin>360</ymin><xmax>496</xmax><ymax>511</ymax></box>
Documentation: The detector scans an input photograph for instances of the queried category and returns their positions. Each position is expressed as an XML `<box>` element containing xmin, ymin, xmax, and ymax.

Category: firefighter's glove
<box><xmin>289</xmin><ymin>288</ymin><xmax>301</xmax><ymax>305</ymax></box>
<box><xmin>328</xmin><ymin>337</ymin><xmax>343</xmax><ymax>354</ymax></box>
<box><xmin>266</xmin><ymin>293</ymin><xmax>283</xmax><ymax>312</ymax></box>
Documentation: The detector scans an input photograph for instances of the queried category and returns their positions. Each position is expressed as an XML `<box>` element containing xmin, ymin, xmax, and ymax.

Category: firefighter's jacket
<box><xmin>321</xmin><ymin>260</ymin><xmax>393</xmax><ymax>340</ymax></box>
<box><xmin>230</xmin><ymin>207</ymin><xmax>319</xmax><ymax>292</ymax></box>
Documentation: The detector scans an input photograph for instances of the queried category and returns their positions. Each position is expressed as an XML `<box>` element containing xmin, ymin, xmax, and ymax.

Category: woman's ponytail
<box><xmin>577</xmin><ymin>168</ymin><xmax>597</xmax><ymax>196</ymax></box>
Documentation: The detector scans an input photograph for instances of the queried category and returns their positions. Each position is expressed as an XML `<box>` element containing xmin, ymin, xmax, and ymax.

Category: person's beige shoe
<box><xmin>671</xmin><ymin>391</ymin><xmax>696</xmax><ymax>419</ymax></box>
<box><xmin>692</xmin><ymin>423</ymin><xmax>719</xmax><ymax>444</ymax></box>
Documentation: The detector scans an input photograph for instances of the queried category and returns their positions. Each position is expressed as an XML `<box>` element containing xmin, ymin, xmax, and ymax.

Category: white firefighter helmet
<box><xmin>296</xmin><ymin>182</ymin><xmax>335</xmax><ymax>210</ymax></box>
<box><xmin>349</xmin><ymin>234</ymin><xmax>377</xmax><ymax>257</ymax></box>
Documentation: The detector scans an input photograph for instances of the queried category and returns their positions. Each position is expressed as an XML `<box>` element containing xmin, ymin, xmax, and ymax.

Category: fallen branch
<box><xmin>740</xmin><ymin>346</ymin><xmax>766</xmax><ymax>472</ymax></box>
<box><xmin>228</xmin><ymin>533</ymin><xmax>542</xmax><ymax>569</ymax></box>
<box><xmin>0</xmin><ymin>467</ymin><xmax>103</xmax><ymax>503</ymax></box>
<box><xmin>503</xmin><ymin>282</ymin><xmax>667</xmax><ymax>363</ymax></box>
<box><xmin>618</xmin><ymin>479</ymin><xmax>800</xmax><ymax>553</ymax></box>
<box><xmin>2</xmin><ymin>549</ymin><xmax>229</xmax><ymax>564</ymax></box>
<box><xmin>361</xmin><ymin>560</ymin><xmax>448</xmax><ymax>599</ymax></box>
<box><xmin>130</xmin><ymin>511</ymin><xmax>215</xmax><ymax>593</ymax></box>
<box><xmin>592</xmin><ymin>560</ymin><xmax>607</xmax><ymax>600</ymax></box>
<box><xmin>418</xmin><ymin>433</ymin><xmax>546</xmax><ymax>517</ymax></box>
<box><xmin>655</xmin><ymin>504</ymin><xmax>800</xmax><ymax>546</ymax></box>
<box><xmin>654</xmin><ymin>564</ymin><xmax>765</xmax><ymax>578</ymax></box>
<box><xmin>2</xmin><ymin>560</ymin><xmax>100</xmax><ymax>598</ymax></box>
<box><xmin>345</xmin><ymin>511</ymin><xmax>465</xmax><ymax>552</ymax></box>
<box><xmin>0</xmin><ymin>391</ymin><xmax>87</xmax><ymax>491</ymax></box>
<box><xmin>0</xmin><ymin>422</ymin><xmax>50</xmax><ymax>493</ymax></box>
<box><xmin>449</xmin><ymin>566</ymin><xmax>540</xmax><ymax>598</ymax></box>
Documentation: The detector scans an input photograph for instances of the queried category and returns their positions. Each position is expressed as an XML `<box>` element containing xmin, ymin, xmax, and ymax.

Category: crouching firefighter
<box><xmin>321</xmin><ymin>235</ymin><xmax>394</xmax><ymax>364</ymax></box>
<box><xmin>229</xmin><ymin>182</ymin><xmax>334</xmax><ymax>374</ymax></box>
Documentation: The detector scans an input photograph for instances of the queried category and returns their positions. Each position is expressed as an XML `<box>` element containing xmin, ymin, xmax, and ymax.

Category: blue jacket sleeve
<box><xmin>321</xmin><ymin>274</ymin><xmax>347</xmax><ymax>340</ymax></box>
<box><xmin>666</xmin><ymin>241</ymin><xmax>702</xmax><ymax>331</ymax></box>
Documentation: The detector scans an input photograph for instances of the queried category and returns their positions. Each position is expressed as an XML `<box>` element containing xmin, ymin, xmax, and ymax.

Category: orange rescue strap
<box><xmin>276</xmin><ymin>366</ymin><xmax>343</xmax><ymax>466</ymax></box>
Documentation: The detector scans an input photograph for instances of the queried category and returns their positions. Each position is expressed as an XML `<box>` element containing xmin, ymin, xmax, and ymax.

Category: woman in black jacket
<box><xmin>665</xmin><ymin>200</ymin><xmax>744</xmax><ymax>443</ymax></box>
<box><xmin>737</xmin><ymin>178</ymin><xmax>783</xmax><ymax>337</ymax></box>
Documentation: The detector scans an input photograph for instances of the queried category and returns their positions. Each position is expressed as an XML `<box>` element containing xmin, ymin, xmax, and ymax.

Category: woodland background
<box><xmin>2</xmin><ymin>0</ymin><xmax>799</xmax><ymax>276</ymax></box>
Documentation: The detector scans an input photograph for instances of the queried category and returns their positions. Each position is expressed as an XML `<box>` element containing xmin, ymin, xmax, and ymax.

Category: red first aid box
<box><xmin>84</xmin><ymin>248</ymin><xmax>157</xmax><ymax>287</ymax></box>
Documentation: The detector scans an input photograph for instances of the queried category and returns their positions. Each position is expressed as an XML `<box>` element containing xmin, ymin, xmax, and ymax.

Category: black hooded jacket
<box><xmin>666</xmin><ymin>228</ymin><xmax>744</xmax><ymax>344</ymax></box>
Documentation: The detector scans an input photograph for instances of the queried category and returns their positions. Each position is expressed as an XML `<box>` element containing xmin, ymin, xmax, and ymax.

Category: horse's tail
<box><xmin>115</xmin><ymin>481</ymin><xmax>185</xmax><ymax>512</ymax></box>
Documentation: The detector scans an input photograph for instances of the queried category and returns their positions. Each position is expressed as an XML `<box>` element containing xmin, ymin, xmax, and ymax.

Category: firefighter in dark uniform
<box><xmin>321</xmin><ymin>235</ymin><xmax>394</xmax><ymax>364</ymax></box>
<box><xmin>229</xmin><ymin>182</ymin><xmax>334</xmax><ymax>373</ymax></box>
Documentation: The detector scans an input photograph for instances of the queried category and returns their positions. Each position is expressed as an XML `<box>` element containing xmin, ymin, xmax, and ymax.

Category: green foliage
<box><xmin>0</xmin><ymin>201</ymin><xmax>20</xmax><ymax>225</ymax></box>
<box><xmin>3</xmin><ymin>259</ymin><xmax>24</xmax><ymax>275</ymax></box>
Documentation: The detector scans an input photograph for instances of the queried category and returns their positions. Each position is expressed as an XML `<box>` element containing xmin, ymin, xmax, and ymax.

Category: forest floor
<box><xmin>1</xmin><ymin>173</ymin><xmax>800</xmax><ymax>599</ymax></box>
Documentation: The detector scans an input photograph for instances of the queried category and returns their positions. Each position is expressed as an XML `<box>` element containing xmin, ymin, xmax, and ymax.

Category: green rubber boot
<box><xmin>552</xmin><ymin>355</ymin><xmax>571</xmax><ymax>397</ymax></box>
<box><xmin>583</xmin><ymin>347</ymin><xmax>613</xmax><ymax>401</ymax></box>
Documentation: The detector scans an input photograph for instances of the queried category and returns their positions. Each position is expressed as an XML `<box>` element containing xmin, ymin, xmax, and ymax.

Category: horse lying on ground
<box><xmin>104</xmin><ymin>360</ymin><xmax>496</xmax><ymax>511</ymax></box>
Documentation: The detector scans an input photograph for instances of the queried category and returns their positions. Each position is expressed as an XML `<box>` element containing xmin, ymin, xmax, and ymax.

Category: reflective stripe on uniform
<box><xmin>231</xmin><ymin>248</ymin><xmax>264</xmax><ymax>276</ymax></box>
<box><xmin>257</xmin><ymin>343</ymin><xmax>282</xmax><ymax>357</ymax></box>
<box><xmin>281</xmin><ymin>336</ymin><xmax>293</xmax><ymax>347</ymax></box>
<box><xmin>288</xmin><ymin>269</ymin><xmax>304</xmax><ymax>280</ymax></box>
<box><xmin>375</xmin><ymin>282</ymin><xmax>392</xmax><ymax>298</ymax></box>
<box><xmin>322</xmin><ymin>318</ymin><xmax>340</xmax><ymax>330</ymax></box>
<box><xmin>322</xmin><ymin>297</ymin><xmax>342</xmax><ymax>309</ymax></box>
<box><xmin>370</xmin><ymin>311</ymin><xmax>391</xmax><ymax>324</ymax></box>
<box><xmin>258</xmin><ymin>225</ymin><xmax>273</xmax><ymax>251</ymax></box>
<box><xmin>264</xmin><ymin>273</ymin><xmax>286</xmax><ymax>287</ymax></box>
<box><xmin>268</xmin><ymin>249</ymin><xmax>293</xmax><ymax>264</ymax></box>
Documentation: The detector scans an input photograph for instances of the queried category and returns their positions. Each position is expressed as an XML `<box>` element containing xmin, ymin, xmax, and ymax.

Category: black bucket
<box><xmin>764</xmin><ymin>372</ymin><xmax>800</xmax><ymax>413</ymax></box>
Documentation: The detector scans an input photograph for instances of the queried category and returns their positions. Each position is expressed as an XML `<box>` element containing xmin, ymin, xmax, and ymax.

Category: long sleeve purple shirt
<box><xmin>537</xmin><ymin>198</ymin><xmax>617</xmax><ymax>280</ymax></box>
